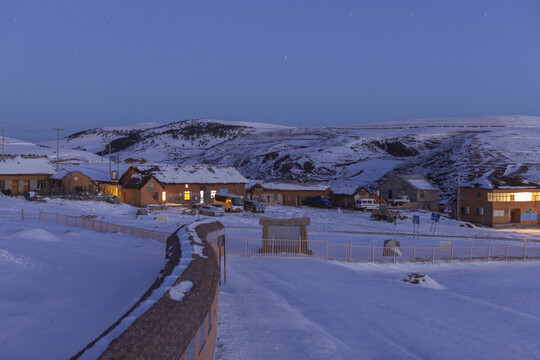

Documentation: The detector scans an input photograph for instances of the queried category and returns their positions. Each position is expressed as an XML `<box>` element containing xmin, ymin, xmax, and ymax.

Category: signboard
<box><xmin>439</xmin><ymin>241</ymin><xmax>452</xmax><ymax>251</ymax></box>
<box><xmin>413</xmin><ymin>215</ymin><xmax>420</xmax><ymax>224</ymax></box>
<box><xmin>521</xmin><ymin>213</ymin><xmax>538</xmax><ymax>221</ymax></box>
<box><xmin>219</xmin><ymin>189</ymin><xmax>228</xmax><ymax>194</ymax></box>
<box><xmin>493</xmin><ymin>210</ymin><xmax>505</xmax><ymax>217</ymax></box>
<box><xmin>156</xmin><ymin>214</ymin><xmax>169</xmax><ymax>223</ymax></box>
<box><xmin>431</xmin><ymin>213</ymin><xmax>441</xmax><ymax>222</ymax></box>
<box><xmin>526</xmin><ymin>209</ymin><xmax>533</xmax><ymax>214</ymax></box>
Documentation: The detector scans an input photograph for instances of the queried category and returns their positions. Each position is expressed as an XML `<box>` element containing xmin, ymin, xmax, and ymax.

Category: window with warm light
<box><xmin>488</xmin><ymin>192</ymin><xmax>539</xmax><ymax>202</ymax></box>
<box><xmin>184</xmin><ymin>191</ymin><xmax>191</xmax><ymax>201</ymax></box>
<box><xmin>211</xmin><ymin>190</ymin><xmax>216</xmax><ymax>198</ymax></box>
<box><xmin>162</xmin><ymin>191</ymin><xmax>166</xmax><ymax>201</ymax></box>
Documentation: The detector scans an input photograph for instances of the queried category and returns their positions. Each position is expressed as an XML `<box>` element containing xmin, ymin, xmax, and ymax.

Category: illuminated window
<box><xmin>211</xmin><ymin>190</ymin><xmax>216</xmax><ymax>198</ymax></box>
<box><xmin>185</xmin><ymin>184</ymin><xmax>189</xmax><ymax>188</ymax></box>
<box><xmin>184</xmin><ymin>191</ymin><xmax>191</xmax><ymax>201</ymax></box>
<box><xmin>162</xmin><ymin>191</ymin><xmax>167</xmax><ymax>201</ymax></box>
<box><xmin>515</xmin><ymin>192</ymin><xmax>532</xmax><ymax>202</ymax></box>
<box><xmin>488</xmin><ymin>192</ymin><xmax>539</xmax><ymax>202</ymax></box>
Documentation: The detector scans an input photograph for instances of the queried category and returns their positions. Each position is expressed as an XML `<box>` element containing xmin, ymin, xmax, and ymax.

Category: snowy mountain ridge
<box><xmin>29</xmin><ymin>115</ymin><xmax>540</xmax><ymax>203</ymax></box>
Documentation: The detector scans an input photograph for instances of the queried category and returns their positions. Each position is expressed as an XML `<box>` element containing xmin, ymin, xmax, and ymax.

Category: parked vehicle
<box><xmin>356</xmin><ymin>198</ymin><xmax>379</xmax><ymax>211</ymax></box>
<box><xmin>304</xmin><ymin>196</ymin><xmax>332</xmax><ymax>208</ymax></box>
<box><xmin>213</xmin><ymin>194</ymin><xmax>243</xmax><ymax>212</ymax></box>
<box><xmin>244</xmin><ymin>200</ymin><xmax>265</xmax><ymax>213</ymax></box>
<box><xmin>199</xmin><ymin>204</ymin><xmax>225</xmax><ymax>217</ymax></box>
<box><xmin>370</xmin><ymin>204</ymin><xmax>398</xmax><ymax>222</ymax></box>
<box><xmin>391</xmin><ymin>195</ymin><xmax>410</xmax><ymax>206</ymax></box>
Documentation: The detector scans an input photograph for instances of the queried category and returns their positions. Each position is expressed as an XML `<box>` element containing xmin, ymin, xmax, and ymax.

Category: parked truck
<box><xmin>391</xmin><ymin>195</ymin><xmax>410</xmax><ymax>206</ymax></box>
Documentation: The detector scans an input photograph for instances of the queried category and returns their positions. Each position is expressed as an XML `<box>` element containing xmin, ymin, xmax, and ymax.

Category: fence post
<box><xmin>393</xmin><ymin>246</ymin><xmax>396</xmax><ymax>264</ymax></box>
<box><xmin>349</xmin><ymin>241</ymin><xmax>352</xmax><ymax>262</ymax></box>
<box><xmin>412</xmin><ymin>244</ymin><xmax>416</xmax><ymax>263</ymax></box>
<box><xmin>272</xmin><ymin>235</ymin><xmax>275</xmax><ymax>256</ymax></box>
<box><xmin>244</xmin><ymin>235</ymin><xmax>247</xmax><ymax>257</ymax></box>
<box><xmin>523</xmin><ymin>243</ymin><xmax>527</xmax><ymax>261</ymax></box>
<box><xmin>450</xmin><ymin>245</ymin><xmax>454</xmax><ymax>263</ymax></box>
<box><xmin>505</xmin><ymin>244</ymin><xmax>508</xmax><ymax>262</ymax></box>
<box><xmin>487</xmin><ymin>245</ymin><xmax>490</xmax><ymax>262</ymax></box>
<box><xmin>325</xmin><ymin>237</ymin><xmax>328</xmax><ymax>260</ymax></box>
<box><xmin>469</xmin><ymin>244</ymin><xmax>472</xmax><ymax>262</ymax></box>
<box><xmin>371</xmin><ymin>244</ymin><xmax>374</xmax><ymax>263</ymax></box>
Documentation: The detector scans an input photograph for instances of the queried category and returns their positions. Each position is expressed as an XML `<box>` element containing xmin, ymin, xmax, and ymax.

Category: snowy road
<box><xmin>216</xmin><ymin>256</ymin><xmax>540</xmax><ymax>360</ymax></box>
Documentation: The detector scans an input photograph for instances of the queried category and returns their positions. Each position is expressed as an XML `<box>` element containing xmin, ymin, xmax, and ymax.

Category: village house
<box><xmin>0</xmin><ymin>155</ymin><xmax>55</xmax><ymax>195</ymax></box>
<box><xmin>377</xmin><ymin>174</ymin><xmax>440</xmax><ymax>210</ymax></box>
<box><xmin>49</xmin><ymin>162</ymin><xmax>125</xmax><ymax>196</ymax></box>
<box><xmin>119</xmin><ymin>164</ymin><xmax>249</xmax><ymax>206</ymax></box>
<box><xmin>248</xmin><ymin>180</ymin><xmax>331</xmax><ymax>206</ymax></box>
<box><xmin>452</xmin><ymin>170</ymin><xmax>540</xmax><ymax>227</ymax></box>
<box><xmin>330</xmin><ymin>185</ymin><xmax>370</xmax><ymax>208</ymax></box>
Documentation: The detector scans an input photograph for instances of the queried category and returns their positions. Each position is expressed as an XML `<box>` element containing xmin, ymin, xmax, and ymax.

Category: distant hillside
<box><xmin>40</xmin><ymin>116</ymin><xmax>540</xmax><ymax>203</ymax></box>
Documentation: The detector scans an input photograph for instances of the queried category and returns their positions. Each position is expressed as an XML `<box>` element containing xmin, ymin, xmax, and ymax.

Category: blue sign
<box><xmin>431</xmin><ymin>213</ymin><xmax>441</xmax><ymax>222</ymax></box>
<box><xmin>219</xmin><ymin>189</ymin><xmax>228</xmax><ymax>194</ymax></box>
<box><xmin>413</xmin><ymin>215</ymin><xmax>420</xmax><ymax>224</ymax></box>
<box><xmin>521</xmin><ymin>213</ymin><xmax>538</xmax><ymax>221</ymax></box>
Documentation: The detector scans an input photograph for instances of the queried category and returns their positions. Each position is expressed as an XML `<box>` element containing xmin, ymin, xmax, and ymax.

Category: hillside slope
<box><xmin>40</xmin><ymin>116</ymin><xmax>540</xmax><ymax>203</ymax></box>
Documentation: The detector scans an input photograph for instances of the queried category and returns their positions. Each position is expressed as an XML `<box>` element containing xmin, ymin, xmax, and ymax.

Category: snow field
<box><xmin>215</xmin><ymin>256</ymin><xmax>540</xmax><ymax>360</ymax></box>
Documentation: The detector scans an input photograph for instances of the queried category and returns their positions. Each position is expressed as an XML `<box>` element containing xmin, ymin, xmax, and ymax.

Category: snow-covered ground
<box><xmin>2</xmin><ymin>195</ymin><xmax>540</xmax><ymax>359</ymax></box>
<box><xmin>0</xmin><ymin>196</ymin><xmax>165</xmax><ymax>359</ymax></box>
<box><xmin>215</xmin><ymin>257</ymin><xmax>540</xmax><ymax>359</ymax></box>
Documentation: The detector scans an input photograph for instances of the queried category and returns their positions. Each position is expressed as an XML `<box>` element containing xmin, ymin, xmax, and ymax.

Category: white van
<box><xmin>355</xmin><ymin>198</ymin><xmax>379</xmax><ymax>211</ymax></box>
<box><xmin>213</xmin><ymin>194</ymin><xmax>244</xmax><ymax>212</ymax></box>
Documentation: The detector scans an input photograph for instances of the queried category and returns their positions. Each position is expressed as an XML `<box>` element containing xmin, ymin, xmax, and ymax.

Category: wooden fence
<box><xmin>219</xmin><ymin>234</ymin><xmax>540</xmax><ymax>264</ymax></box>
<box><xmin>38</xmin><ymin>211</ymin><xmax>169</xmax><ymax>243</ymax></box>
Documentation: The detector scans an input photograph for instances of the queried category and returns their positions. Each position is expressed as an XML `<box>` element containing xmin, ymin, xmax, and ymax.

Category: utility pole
<box><xmin>53</xmin><ymin>128</ymin><xmax>63</xmax><ymax>171</ymax></box>
<box><xmin>1</xmin><ymin>125</ymin><xmax>6</xmax><ymax>155</ymax></box>
<box><xmin>108</xmin><ymin>134</ymin><xmax>112</xmax><ymax>179</ymax></box>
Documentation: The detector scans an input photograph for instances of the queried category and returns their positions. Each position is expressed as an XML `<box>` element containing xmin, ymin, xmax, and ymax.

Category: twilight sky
<box><xmin>1</xmin><ymin>1</ymin><xmax>539</xmax><ymax>141</ymax></box>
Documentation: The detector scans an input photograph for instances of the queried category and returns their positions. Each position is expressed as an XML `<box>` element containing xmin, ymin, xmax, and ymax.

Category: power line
<box><xmin>1</xmin><ymin>125</ymin><xmax>6</xmax><ymax>155</ymax></box>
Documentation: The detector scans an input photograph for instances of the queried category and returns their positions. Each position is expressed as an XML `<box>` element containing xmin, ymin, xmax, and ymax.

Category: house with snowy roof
<box><xmin>0</xmin><ymin>155</ymin><xmax>55</xmax><ymax>195</ymax></box>
<box><xmin>453</xmin><ymin>170</ymin><xmax>540</xmax><ymax>227</ymax></box>
<box><xmin>330</xmin><ymin>185</ymin><xmax>370</xmax><ymax>208</ymax></box>
<box><xmin>50</xmin><ymin>162</ymin><xmax>125</xmax><ymax>196</ymax></box>
<box><xmin>377</xmin><ymin>174</ymin><xmax>440</xmax><ymax>211</ymax></box>
<box><xmin>119</xmin><ymin>164</ymin><xmax>249</xmax><ymax>206</ymax></box>
<box><xmin>248</xmin><ymin>180</ymin><xmax>331</xmax><ymax>206</ymax></box>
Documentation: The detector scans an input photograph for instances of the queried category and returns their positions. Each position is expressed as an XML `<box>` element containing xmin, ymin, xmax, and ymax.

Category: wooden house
<box><xmin>248</xmin><ymin>180</ymin><xmax>331</xmax><ymax>206</ymax></box>
<box><xmin>330</xmin><ymin>185</ymin><xmax>370</xmax><ymax>208</ymax></box>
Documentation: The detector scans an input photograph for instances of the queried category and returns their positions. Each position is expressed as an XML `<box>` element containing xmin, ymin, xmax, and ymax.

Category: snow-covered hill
<box><xmin>36</xmin><ymin>115</ymin><xmax>540</xmax><ymax>203</ymax></box>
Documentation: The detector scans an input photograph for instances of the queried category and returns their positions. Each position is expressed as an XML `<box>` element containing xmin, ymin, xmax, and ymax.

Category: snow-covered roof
<box><xmin>51</xmin><ymin>162</ymin><xmax>125</xmax><ymax>181</ymax></box>
<box><xmin>331</xmin><ymin>185</ymin><xmax>366</xmax><ymax>196</ymax></box>
<box><xmin>255</xmin><ymin>182</ymin><xmax>330</xmax><ymax>191</ymax></box>
<box><xmin>0</xmin><ymin>155</ymin><xmax>55</xmax><ymax>175</ymax></box>
<box><xmin>398</xmin><ymin>175</ymin><xmax>439</xmax><ymax>191</ymax></box>
<box><xmin>131</xmin><ymin>164</ymin><xmax>249</xmax><ymax>184</ymax></box>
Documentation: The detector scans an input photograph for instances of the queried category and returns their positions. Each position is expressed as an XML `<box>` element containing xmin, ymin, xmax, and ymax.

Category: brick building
<box><xmin>50</xmin><ymin>162</ymin><xmax>125</xmax><ymax>196</ymax></box>
<box><xmin>0</xmin><ymin>155</ymin><xmax>54</xmax><ymax>194</ymax></box>
<box><xmin>248</xmin><ymin>180</ymin><xmax>331</xmax><ymax>206</ymax></box>
<box><xmin>377</xmin><ymin>174</ymin><xmax>440</xmax><ymax>210</ymax></box>
<box><xmin>119</xmin><ymin>164</ymin><xmax>249</xmax><ymax>206</ymax></box>
<box><xmin>453</xmin><ymin>171</ymin><xmax>540</xmax><ymax>227</ymax></box>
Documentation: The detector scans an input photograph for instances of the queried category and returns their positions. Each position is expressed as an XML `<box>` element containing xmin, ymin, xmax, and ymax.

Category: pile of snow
<box><xmin>169</xmin><ymin>281</ymin><xmax>194</xmax><ymax>301</ymax></box>
<box><xmin>9</xmin><ymin>228</ymin><xmax>61</xmax><ymax>242</ymax></box>
<box><xmin>402</xmin><ymin>272</ymin><xmax>447</xmax><ymax>289</ymax></box>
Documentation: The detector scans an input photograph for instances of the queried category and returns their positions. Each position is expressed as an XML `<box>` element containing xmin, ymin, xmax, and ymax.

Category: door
<box><xmin>510</xmin><ymin>209</ymin><xmax>521</xmax><ymax>223</ymax></box>
<box><xmin>23</xmin><ymin>180</ymin><xmax>30</xmax><ymax>192</ymax></box>
<box><xmin>200</xmin><ymin>190</ymin><xmax>204</xmax><ymax>204</ymax></box>
<box><xmin>12</xmin><ymin>180</ymin><xmax>19</xmax><ymax>194</ymax></box>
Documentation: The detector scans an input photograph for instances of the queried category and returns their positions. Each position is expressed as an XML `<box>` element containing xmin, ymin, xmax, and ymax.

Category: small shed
<box><xmin>378</xmin><ymin>174</ymin><xmax>440</xmax><ymax>211</ymax></box>
<box><xmin>330</xmin><ymin>185</ymin><xmax>370</xmax><ymax>208</ymax></box>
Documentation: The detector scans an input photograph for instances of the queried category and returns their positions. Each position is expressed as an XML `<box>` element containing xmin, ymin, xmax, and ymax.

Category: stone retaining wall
<box><xmin>73</xmin><ymin>221</ymin><xmax>223</xmax><ymax>360</ymax></box>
